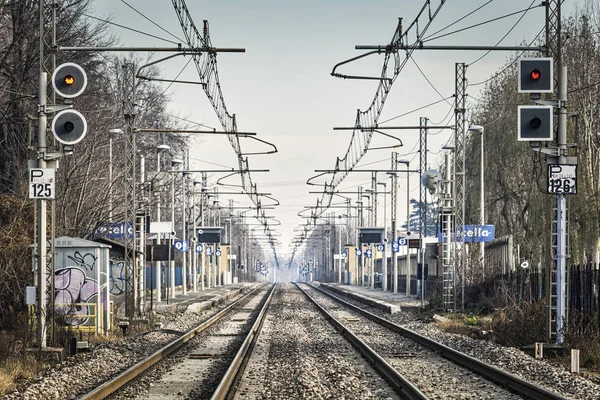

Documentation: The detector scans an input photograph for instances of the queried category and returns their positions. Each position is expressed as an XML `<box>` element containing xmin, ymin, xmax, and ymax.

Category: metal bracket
<box><xmin>46</xmin><ymin>104</ymin><xmax>73</xmax><ymax>113</ymax></box>
<box><xmin>44</xmin><ymin>150</ymin><xmax>69</xmax><ymax>161</ymax></box>
<box><xmin>532</xmin><ymin>99</ymin><xmax>558</xmax><ymax>107</ymax></box>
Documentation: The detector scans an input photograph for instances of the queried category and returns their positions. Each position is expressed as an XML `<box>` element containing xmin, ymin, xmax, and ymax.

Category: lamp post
<box><xmin>469</xmin><ymin>125</ymin><xmax>485</xmax><ymax>276</ymax></box>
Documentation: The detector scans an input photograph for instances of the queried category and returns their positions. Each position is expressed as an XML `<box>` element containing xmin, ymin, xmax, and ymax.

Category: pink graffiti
<box><xmin>54</xmin><ymin>267</ymin><xmax>98</xmax><ymax>326</ymax></box>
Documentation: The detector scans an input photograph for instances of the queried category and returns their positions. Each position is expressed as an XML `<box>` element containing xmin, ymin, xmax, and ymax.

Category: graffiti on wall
<box><xmin>53</xmin><ymin>251</ymin><xmax>99</xmax><ymax>326</ymax></box>
<box><xmin>109</xmin><ymin>259</ymin><xmax>126</xmax><ymax>295</ymax></box>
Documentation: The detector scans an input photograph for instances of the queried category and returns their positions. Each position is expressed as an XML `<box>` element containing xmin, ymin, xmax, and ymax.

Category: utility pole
<box><xmin>181</xmin><ymin>154</ymin><xmax>188</xmax><ymax>296</ymax></box>
<box><xmin>192</xmin><ymin>180</ymin><xmax>199</xmax><ymax>292</ymax></box>
<box><xmin>36</xmin><ymin>18</ymin><xmax>49</xmax><ymax>349</ymax></box>
<box><xmin>122</xmin><ymin>63</ymin><xmax>137</xmax><ymax>317</ymax></box>
<box><xmin>441</xmin><ymin>148</ymin><xmax>455</xmax><ymax>311</ymax></box>
<box><xmin>391</xmin><ymin>153</ymin><xmax>398</xmax><ymax>294</ymax></box>
<box><xmin>36</xmin><ymin>0</ymin><xmax>61</xmax><ymax>349</ymax></box>
<box><xmin>370</xmin><ymin>173</ymin><xmax>376</xmax><ymax>289</ymax></box>
<box><xmin>419</xmin><ymin>117</ymin><xmax>428</xmax><ymax>307</ymax></box>
<box><xmin>357</xmin><ymin>186</ymin><xmax>363</xmax><ymax>286</ymax></box>
<box><xmin>454</xmin><ymin>64</ymin><xmax>467</xmax><ymax>311</ymax></box>
<box><xmin>547</xmin><ymin>0</ymin><xmax>568</xmax><ymax>344</ymax></box>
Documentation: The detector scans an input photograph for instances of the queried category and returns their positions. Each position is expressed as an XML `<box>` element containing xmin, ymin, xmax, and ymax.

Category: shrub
<box><xmin>490</xmin><ymin>298</ymin><xmax>546</xmax><ymax>347</ymax></box>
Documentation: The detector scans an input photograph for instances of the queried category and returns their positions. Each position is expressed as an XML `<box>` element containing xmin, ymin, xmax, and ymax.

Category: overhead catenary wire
<box><xmin>422</xmin><ymin>4</ymin><xmax>544</xmax><ymax>43</ymax></box>
<box><xmin>422</xmin><ymin>0</ymin><xmax>495</xmax><ymax>42</ymax></box>
<box><xmin>468</xmin><ymin>0</ymin><xmax>537</xmax><ymax>66</ymax></box>
<box><xmin>468</xmin><ymin>25</ymin><xmax>544</xmax><ymax>87</ymax></box>
<box><xmin>82</xmin><ymin>13</ymin><xmax>180</xmax><ymax>45</ymax></box>
<box><xmin>379</xmin><ymin>96</ymin><xmax>454</xmax><ymax>125</ymax></box>
<box><xmin>120</xmin><ymin>0</ymin><xmax>186</xmax><ymax>43</ymax></box>
<box><xmin>410</xmin><ymin>57</ymin><xmax>453</xmax><ymax>106</ymax></box>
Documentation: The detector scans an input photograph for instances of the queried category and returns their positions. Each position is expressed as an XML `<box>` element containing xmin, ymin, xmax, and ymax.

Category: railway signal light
<box><xmin>52</xmin><ymin>62</ymin><xmax>87</xmax><ymax>98</ymax></box>
<box><xmin>517</xmin><ymin>105</ymin><xmax>553</xmax><ymax>141</ymax></box>
<box><xmin>51</xmin><ymin>109</ymin><xmax>88</xmax><ymax>145</ymax></box>
<box><xmin>518</xmin><ymin>58</ymin><xmax>553</xmax><ymax>93</ymax></box>
<box><xmin>51</xmin><ymin>63</ymin><xmax>88</xmax><ymax>145</ymax></box>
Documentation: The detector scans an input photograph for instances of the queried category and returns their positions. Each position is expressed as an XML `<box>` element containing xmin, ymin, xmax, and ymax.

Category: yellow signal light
<box><xmin>64</xmin><ymin>75</ymin><xmax>75</xmax><ymax>85</ymax></box>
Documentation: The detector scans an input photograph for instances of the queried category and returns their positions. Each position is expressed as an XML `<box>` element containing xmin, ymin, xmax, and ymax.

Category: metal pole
<box><xmin>36</xmin><ymin>71</ymin><xmax>48</xmax><ymax>349</ymax></box>
<box><xmin>370</xmin><ymin>172</ymin><xmax>376</xmax><ymax>290</ymax></box>
<box><xmin>170</xmin><ymin>165</ymin><xmax>176</xmax><ymax>298</ymax></box>
<box><xmin>391</xmin><ymin>154</ymin><xmax>398</xmax><ymax>294</ymax></box>
<box><xmin>380</xmin><ymin>182</ymin><xmax>388</xmax><ymax>291</ymax></box>
<box><xmin>357</xmin><ymin>187</ymin><xmax>362</xmax><ymax>286</ymax></box>
<box><xmin>556</xmin><ymin>65</ymin><xmax>567</xmax><ymax>343</ymax></box>
<box><xmin>406</xmin><ymin>163</ymin><xmax>411</xmax><ymax>297</ymax></box>
<box><xmin>201</xmin><ymin>173</ymin><xmax>207</xmax><ymax>289</ymax></box>
<box><xmin>192</xmin><ymin>182</ymin><xmax>198</xmax><ymax>292</ymax></box>
<box><xmin>181</xmin><ymin>170</ymin><xmax>187</xmax><ymax>295</ymax></box>
<box><xmin>155</xmin><ymin>151</ymin><xmax>162</xmax><ymax>303</ymax></box>
<box><xmin>338</xmin><ymin>219</ymin><xmax>342</xmax><ymax>283</ymax></box>
<box><xmin>139</xmin><ymin>156</ymin><xmax>146</xmax><ymax>313</ymax></box>
<box><xmin>109</xmin><ymin>134</ymin><xmax>113</xmax><ymax>222</ymax></box>
<box><xmin>480</xmin><ymin>129</ymin><xmax>485</xmax><ymax>278</ymax></box>
<box><xmin>229</xmin><ymin>219</ymin><xmax>233</xmax><ymax>284</ymax></box>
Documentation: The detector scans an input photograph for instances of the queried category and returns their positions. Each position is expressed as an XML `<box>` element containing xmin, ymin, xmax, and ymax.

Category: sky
<box><xmin>91</xmin><ymin>0</ymin><xmax>575</xmax><ymax>263</ymax></box>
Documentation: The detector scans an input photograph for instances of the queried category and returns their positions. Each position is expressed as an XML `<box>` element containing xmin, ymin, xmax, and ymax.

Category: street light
<box><xmin>468</xmin><ymin>124</ymin><xmax>485</xmax><ymax>276</ymax></box>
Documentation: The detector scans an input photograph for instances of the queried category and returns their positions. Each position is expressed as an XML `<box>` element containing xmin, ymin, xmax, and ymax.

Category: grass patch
<box><xmin>0</xmin><ymin>356</ymin><xmax>40</xmax><ymax>396</ymax></box>
<box><xmin>435</xmin><ymin>313</ymin><xmax>493</xmax><ymax>336</ymax></box>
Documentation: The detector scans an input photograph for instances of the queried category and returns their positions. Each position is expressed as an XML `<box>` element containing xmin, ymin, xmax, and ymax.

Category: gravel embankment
<box><xmin>318</xmin><ymin>284</ymin><xmax>600</xmax><ymax>400</ymax></box>
<box><xmin>234</xmin><ymin>282</ymin><xmax>399</xmax><ymax>399</ymax></box>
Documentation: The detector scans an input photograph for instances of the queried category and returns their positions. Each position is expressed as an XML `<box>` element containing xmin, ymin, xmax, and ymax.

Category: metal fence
<box><xmin>454</xmin><ymin>263</ymin><xmax>600</xmax><ymax>334</ymax></box>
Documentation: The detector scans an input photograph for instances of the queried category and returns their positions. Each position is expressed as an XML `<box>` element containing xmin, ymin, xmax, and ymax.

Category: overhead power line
<box><xmin>82</xmin><ymin>13</ymin><xmax>180</xmax><ymax>45</ymax></box>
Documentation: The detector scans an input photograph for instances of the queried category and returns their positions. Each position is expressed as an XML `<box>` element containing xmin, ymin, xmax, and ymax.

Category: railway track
<box><xmin>79</xmin><ymin>283</ymin><xmax>275</xmax><ymax>400</ymax></box>
<box><xmin>297</xmin><ymin>282</ymin><xmax>567</xmax><ymax>400</ymax></box>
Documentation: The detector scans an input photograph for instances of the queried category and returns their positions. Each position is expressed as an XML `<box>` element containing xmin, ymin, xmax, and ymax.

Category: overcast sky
<box><xmin>91</xmin><ymin>0</ymin><xmax>575</xmax><ymax>261</ymax></box>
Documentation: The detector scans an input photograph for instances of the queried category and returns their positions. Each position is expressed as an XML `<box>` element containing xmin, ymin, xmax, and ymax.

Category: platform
<box><xmin>150</xmin><ymin>283</ymin><xmax>260</xmax><ymax>313</ymax></box>
<box><xmin>317</xmin><ymin>282</ymin><xmax>425</xmax><ymax>313</ymax></box>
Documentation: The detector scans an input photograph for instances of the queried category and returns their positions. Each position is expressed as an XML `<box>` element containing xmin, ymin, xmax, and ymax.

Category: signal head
<box><xmin>51</xmin><ymin>109</ymin><xmax>87</xmax><ymax>145</ymax></box>
<box><xmin>52</xmin><ymin>62</ymin><xmax>87</xmax><ymax>98</ymax></box>
<box><xmin>518</xmin><ymin>58</ymin><xmax>553</xmax><ymax>93</ymax></box>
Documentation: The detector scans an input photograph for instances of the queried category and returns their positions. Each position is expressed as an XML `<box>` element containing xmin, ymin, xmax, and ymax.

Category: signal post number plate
<box><xmin>29</xmin><ymin>168</ymin><xmax>55</xmax><ymax>199</ymax></box>
<box><xmin>547</xmin><ymin>164</ymin><xmax>576</xmax><ymax>194</ymax></box>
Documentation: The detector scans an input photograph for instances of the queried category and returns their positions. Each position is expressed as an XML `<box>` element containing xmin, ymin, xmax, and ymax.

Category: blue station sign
<box><xmin>438</xmin><ymin>224</ymin><xmax>495</xmax><ymax>243</ymax></box>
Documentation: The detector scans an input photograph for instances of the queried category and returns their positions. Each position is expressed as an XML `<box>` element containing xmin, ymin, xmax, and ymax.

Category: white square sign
<box><xmin>547</xmin><ymin>165</ymin><xmax>576</xmax><ymax>194</ymax></box>
<box><xmin>29</xmin><ymin>168</ymin><xmax>55</xmax><ymax>199</ymax></box>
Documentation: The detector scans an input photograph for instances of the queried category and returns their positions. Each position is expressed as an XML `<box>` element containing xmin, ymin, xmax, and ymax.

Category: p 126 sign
<box><xmin>547</xmin><ymin>165</ymin><xmax>576</xmax><ymax>194</ymax></box>
<box><xmin>29</xmin><ymin>168</ymin><xmax>55</xmax><ymax>199</ymax></box>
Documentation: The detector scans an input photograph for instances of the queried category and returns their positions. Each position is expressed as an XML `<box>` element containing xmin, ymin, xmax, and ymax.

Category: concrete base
<box><xmin>26</xmin><ymin>347</ymin><xmax>65</xmax><ymax>364</ymax></box>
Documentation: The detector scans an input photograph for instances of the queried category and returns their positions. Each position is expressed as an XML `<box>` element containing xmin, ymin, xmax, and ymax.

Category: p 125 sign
<box><xmin>29</xmin><ymin>168</ymin><xmax>55</xmax><ymax>199</ymax></box>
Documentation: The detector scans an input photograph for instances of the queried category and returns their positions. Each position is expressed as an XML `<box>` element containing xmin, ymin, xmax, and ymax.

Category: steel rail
<box><xmin>211</xmin><ymin>283</ymin><xmax>277</xmax><ymax>399</ymax></box>
<box><xmin>79</xmin><ymin>284</ymin><xmax>265</xmax><ymax>400</ymax></box>
<box><xmin>312</xmin><ymin>284</ymin><xmax>568</xmax><ymax>400</ymax></box>
<box><xmin>295</xmin><ymin>283</ymin><xmax>427</xmax><ymax>400</ymax></box>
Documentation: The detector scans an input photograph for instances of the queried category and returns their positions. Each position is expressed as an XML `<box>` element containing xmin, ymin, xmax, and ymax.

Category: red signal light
<box><xmin>530</xmin><ymin>69</ymin><xmax>541</xmax><ymax>81</ymax></box>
